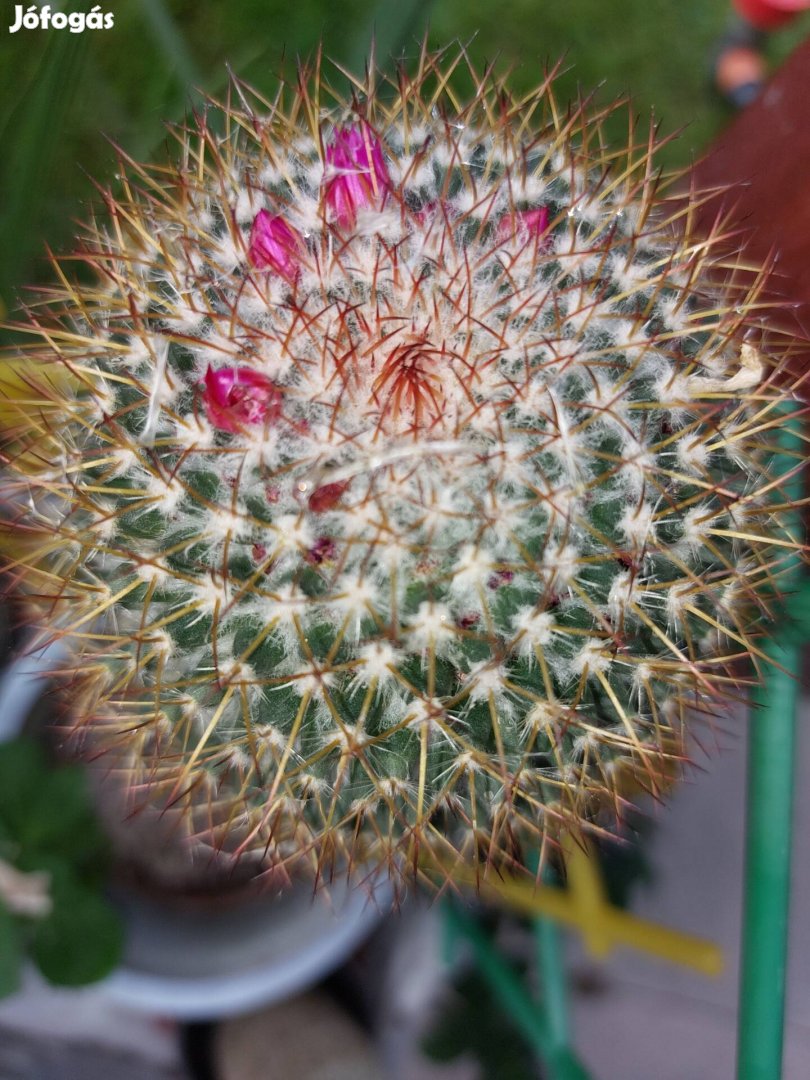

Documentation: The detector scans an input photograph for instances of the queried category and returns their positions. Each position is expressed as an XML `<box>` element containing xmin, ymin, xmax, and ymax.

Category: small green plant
<box><xmin>423</xmin><ymin>956</ymin><xmax>540</xmax><ymax>1080</ymax></box>
<box><xmin>0</xmin><ymin>46</ymin><xmax>804</xmax><ymax>891</ymax></box>
<box><xmin>0</xmin><ymin>738</ymin><xmax>123</xmax><ymax>996</ymax></box>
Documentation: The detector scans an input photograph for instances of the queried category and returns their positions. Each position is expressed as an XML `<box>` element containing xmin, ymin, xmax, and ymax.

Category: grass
<box><xmin>0</xmin><ymin>0</ymin><xmax>807</xmax><ymax>323</ymax></box>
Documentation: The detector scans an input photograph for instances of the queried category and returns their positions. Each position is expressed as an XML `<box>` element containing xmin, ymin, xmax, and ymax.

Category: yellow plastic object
<box><xmin>449</xmin><ymin>836</ymin><xmax>724</xmax><ymax>977</ymax></box>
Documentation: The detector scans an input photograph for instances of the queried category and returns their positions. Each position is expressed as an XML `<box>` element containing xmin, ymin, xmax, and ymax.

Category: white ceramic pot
<box><xmin>0</xmin><ymin>647</ymin><xmax>390</xmax><ymax>1019</ymax></box>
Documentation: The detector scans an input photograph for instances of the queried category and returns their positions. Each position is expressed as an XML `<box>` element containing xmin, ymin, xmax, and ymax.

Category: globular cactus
<box><xmin>1</xmin><ymin>46</ymin><xmax>804</xmax><ymax>890</ymax></box>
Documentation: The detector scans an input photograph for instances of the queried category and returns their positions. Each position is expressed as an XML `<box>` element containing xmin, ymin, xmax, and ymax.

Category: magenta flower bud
<box><xmin>203</xmin><ymin>366</ymin><xmax>283</xmax><ymax>434</ymax></box>
<box><xmin>496</xmin><ymin>206</ymin><xmax>551</xmax><ymax>244</ymax></box>
<box><xmin>324</xmin><ymin>124</ymin><xmax>391</xmax><ymax>227</ymax></box>
<box><xmin>247</xmin><ymin>210</ymin><xmax>303</xmax><ymax>280</ymax></box>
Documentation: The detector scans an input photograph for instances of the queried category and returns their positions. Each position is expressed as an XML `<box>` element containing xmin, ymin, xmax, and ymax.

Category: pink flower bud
<box><xmin>496</xmin><ymin>206</ymin><xmax>551</xmax><ymax>244</ymax></box>
<box><xmin>306</xmin><ymin>536</ymin><xmax>337</xmax><ymax>566</ymax></box>
<box><xmin>487</xmin><ymin>569</ymin><xmax>515</xmax><ymax>590</ymax></box>
<box><xmin>324</xmin><ymin>124</ymin><xmax>391</xmax><ymax>227</ymax></box>
<box><xmin>203</xmin><ymin>366</ymin><xmax>282</xmax><ymax>434</ymax></box>
<box><xmin>247</xmin><ymin>210</ymin><xmax>303</xmax><ymax>280</ymax></box>
<box><xmin>308</xmin><ymin>480</ymin><xmax>350</xmax><ymax>512</ymax></box>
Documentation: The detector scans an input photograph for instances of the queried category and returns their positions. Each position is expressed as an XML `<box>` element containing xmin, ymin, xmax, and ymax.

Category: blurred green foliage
<box><xmin>0</xmin><ymin>0</ymin><xmax>807</xmax><ymax>325</ymax></box>
<box><xmin>0</xmin><ymin>738</ymin><xmax>123</xmax><ymax>996</ymax></box>
<box><xmin>423</xmin><ymin>959</ymin><xmax>540</xmax><ymax>1079</ymax></box>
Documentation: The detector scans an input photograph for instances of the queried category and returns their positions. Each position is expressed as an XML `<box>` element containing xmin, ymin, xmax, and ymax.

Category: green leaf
<box><xmin>32</xmin><ymin>874</ymin><xmax>123</xmax><ymax>988</ymax></box>
<box><xmin>0</xmin><ymin>739</ymin><xmax>45</xmax><ymax>826</ymax></box>
<box><xmin>22</xmin><ymin>769</ymin><xmax>103</xmax><ymax>860</ymax></box>
<box><xmin>421</xmin><ymin>964</ymin><xmax>538</xmax><ymax>1079</ymax></box>
<box><xmin>0</xmin><ymin>740</ymin><xmax>104</xmax><ymax>862</ymax></box>
<box><xmin>346</xmin><ymin>0</ymin><xmax>436</xmax><ymax>76</ymax></box>
<box><xmin>0</xmin><ymin>903</ymin><xmax>24</xmax><ymax>999</ymax></box>
<box><xmin>135</xmin><ymin>0</ymin><xmax>204</xmax><ymax>97</ymax></box>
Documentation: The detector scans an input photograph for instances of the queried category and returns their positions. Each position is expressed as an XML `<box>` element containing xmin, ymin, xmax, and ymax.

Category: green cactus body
<box><xmin>1</xmin><ymin>50</ymin><xmax>802</xmax><ymax>888</ymax></box>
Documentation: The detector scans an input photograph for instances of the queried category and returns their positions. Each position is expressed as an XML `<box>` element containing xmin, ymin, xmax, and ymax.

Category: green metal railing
<box><xmin>738</xmin><ymin>404</ymin><xmax>806</xmax><ymax>1080</ymax></box>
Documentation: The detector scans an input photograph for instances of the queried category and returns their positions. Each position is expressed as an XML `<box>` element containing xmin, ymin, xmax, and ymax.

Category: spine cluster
<box><xmin>1</xmin><ymin>47</ymin><xmax>804</xmax><ymax>889</ymax></box>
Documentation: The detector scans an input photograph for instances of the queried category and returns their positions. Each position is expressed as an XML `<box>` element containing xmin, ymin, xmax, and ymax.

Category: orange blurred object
<box><xmin>714</xmin><ymin>45</ymin><xmax>767</xmax><ymax>94</ymax></box>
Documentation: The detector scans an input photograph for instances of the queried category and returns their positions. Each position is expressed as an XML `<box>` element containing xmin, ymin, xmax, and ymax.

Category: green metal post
<box><xmin>443</xmin><ymin>899</ymin><xmax>555</xmax><ymax>1060</ymax></box>
<box><xmin>534</xmin><ymin>905</ymin><xmax>572</xmax><ymax>1054</ymax></box>
<box><xmin>530</xmin><ymin>856</ymin><xmax>576</xmax><ymax>1064</ymax></box>
<box><xmin>444</xmin><ymin>899</ymin><xmax>591</xmax><ymax>1080</ymax></box>
<box><xmin>737</xmin><ymin>404</ymin><xmax>804</xmax><ymax>1080</ymax></box>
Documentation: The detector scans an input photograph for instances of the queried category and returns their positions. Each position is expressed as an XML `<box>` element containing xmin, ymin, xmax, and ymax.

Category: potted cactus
<box><xmin>0</xmin><ymin>42</ymin><xmax>803</xmax><ymax>957</ymax></box>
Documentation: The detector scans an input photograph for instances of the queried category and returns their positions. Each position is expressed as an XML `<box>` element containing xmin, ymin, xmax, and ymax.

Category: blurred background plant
<box><xmin>0</xmin><ymin>737</ymin><xmax>123</xmax><ymax>997</ymax></box>
<box><xmin>0</xmin><ymin>0</ymin><xmax>807</xmax><ymax>329</ymax></box>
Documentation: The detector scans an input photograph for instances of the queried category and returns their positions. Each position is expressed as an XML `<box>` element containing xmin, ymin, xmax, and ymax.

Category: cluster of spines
<box><xmin>0</xmin><ymin>44</ymin><xmax>805</xmax><ymax>891</ymax></box>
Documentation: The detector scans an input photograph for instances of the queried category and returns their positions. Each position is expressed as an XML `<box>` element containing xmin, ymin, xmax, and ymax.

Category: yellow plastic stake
<box><xmin>561</xmin><ymin>835</ymin><xmax>613</xmax><ymax>961</ymax></box>
<box><xmin>445</xmin><ymin>837</ymin><xmax>723</xmax><ymax>977</ymax></box>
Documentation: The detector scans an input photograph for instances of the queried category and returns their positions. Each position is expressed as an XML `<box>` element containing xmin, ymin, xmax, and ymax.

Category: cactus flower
<box><xmin>203</xmin><ymin>366</ymin><xmax>282</xmax><ymax>433</ymax></box>
<box><xmin>324</xmin><ymin>123</ymin><xmax>391</xmax><ymax>225</ymax></box>
<box><xmin>247</xmin><ymin>209</ymin><xmax>303</xmax><ymax>280</ymax></box>
<box><xmin>496</xmin><ymin>206</ymin><xmax>550</xmax><ymax>242</ymax></box>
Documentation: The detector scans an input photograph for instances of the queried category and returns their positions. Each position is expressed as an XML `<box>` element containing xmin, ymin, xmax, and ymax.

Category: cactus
<box><xmin>0</xmin><ymin>46</ymin><xmax>804</xmax><ymax>890</ymax></box>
